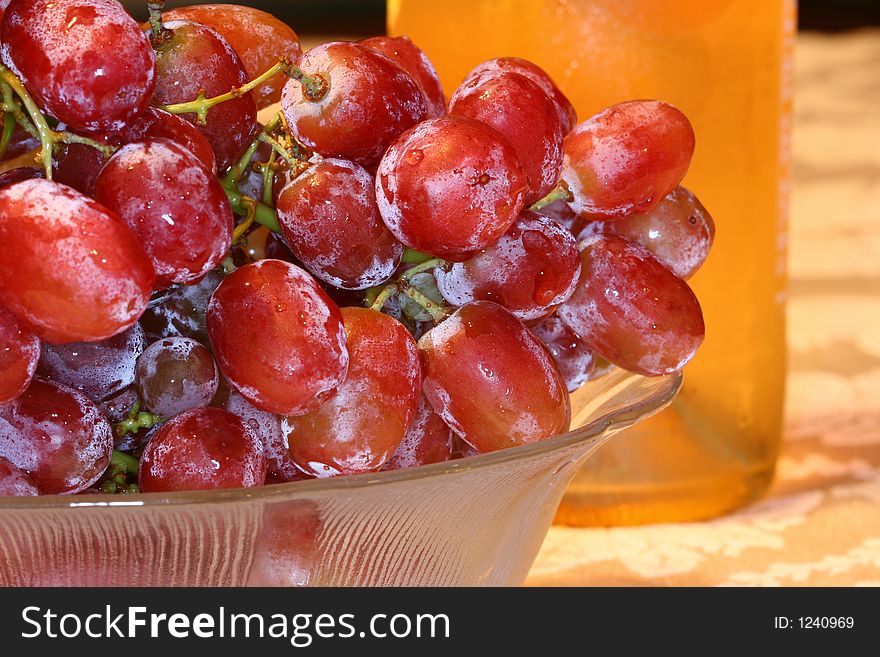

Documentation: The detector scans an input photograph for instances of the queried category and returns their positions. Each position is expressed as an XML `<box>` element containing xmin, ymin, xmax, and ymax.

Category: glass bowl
<box><xmin>0</xmin><ymin>368</ymin><xmax>680</xmax><ymax>586</ymax></box>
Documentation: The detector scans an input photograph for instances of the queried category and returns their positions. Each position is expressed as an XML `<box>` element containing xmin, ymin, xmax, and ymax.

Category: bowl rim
<box><xmin>0</xmin><ymin>370</ymin><xmax>681</xmax><ymax>509</ymax></box>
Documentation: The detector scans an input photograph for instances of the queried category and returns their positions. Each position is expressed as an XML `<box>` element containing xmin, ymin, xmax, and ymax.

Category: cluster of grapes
<box><xmin>0</xmin><ymin>0</ymin><xmax>713</xmax><ymax>497</ymax></box>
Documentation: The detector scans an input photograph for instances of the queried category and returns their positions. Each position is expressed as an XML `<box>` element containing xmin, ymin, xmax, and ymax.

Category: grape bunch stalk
<box><xmin>0</xmin><ymin>0</ymin><xmax>713</xmax><ymax>496</ymax></box>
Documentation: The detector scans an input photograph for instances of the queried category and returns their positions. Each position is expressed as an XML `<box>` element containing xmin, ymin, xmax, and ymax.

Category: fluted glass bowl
<box><xmin>0</xmin><ymin>368</ymin><xmax>680</xmax><ymax>586</ymax></box>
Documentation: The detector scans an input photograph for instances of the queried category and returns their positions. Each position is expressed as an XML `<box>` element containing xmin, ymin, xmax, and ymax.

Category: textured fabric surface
<box><xmin>527</xmin><ymin>31</ymin><xmax>880</xmax><ymax>587</ymax></box>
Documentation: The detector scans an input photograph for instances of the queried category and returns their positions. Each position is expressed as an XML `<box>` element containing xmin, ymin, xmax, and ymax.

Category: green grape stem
<box><xmin>147</xmin><ymin>1</ymin><xmax>173</xmax><ymax>48</ymax></box>
<box><xmin>368</xmin><ymin>258</ymin><xmax>449</xmax><ymax>322</ymax></box>
<box><xmin>0</xmin><ymin>112</ymin><xmax>14</xmax><ymax>160</ymax></box>
<box><xmin>114</xmin><ymin>401</ymin><xmax>162</xmax><ymax>440</ymax></box>
<box><xmin>529</xmin><ymin>181</ymin><xmax>573</xmax><ymax>211</ymax></box>
<box><xmin>223</xmin><ymin>185</ymin><xmax>281</xmax><ymax>233</ymax></box>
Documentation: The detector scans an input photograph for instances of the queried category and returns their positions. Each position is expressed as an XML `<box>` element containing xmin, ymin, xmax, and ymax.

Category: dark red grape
<box><xmin>276</xmin><ymin>158</ymin><xmax>403</xmax><ymax>290</ymax></box>
<box><xmin>0</xmin><ymin>166</ymin><xmax>42</xmax><ymax>188</ymax></box>
<box><xmin>0</xmin><ymin>379</ymin><xmax>113</xmax><ymax>494</ymax></box>
<box><xmin>534</xmin><ymin>198</ymin><xmax>586</xmax><ymax>235</ymax></box>
<box><xmin>0</xmin><ymin>0</ymin><xmax>155</xmax><ymax>133</ymax></box>
<box><xmin>163</xmin><ymin>4</ymin><xmax>302</xmax><ymax>109</ymax></box>
<box><xmin>419</xmin><ymin>302</ymin><xmax>569</xmax><ymax>452</ymax></box>
<box><xmin>561</xmin><ymin>100</ymin><xmax>695</xmax><ymax>219</ymax></box>
<box><xmin>135</xmin><ymin>337</ymin><xmax>218</xmax><ymax>418</ymax></box>
<box><xmin>0</xmin><ymin>179</ymin><xmax>155</xmax><ymax>343</ymax></box>
<box><xmin>93</xmin><ymin>138</ymin><xmax>233</xmax><ymax>289</ymax></box>
<box><xmin>449</xmin><ymin>70</ymin><xmax>563</xmax><ymax>203</ymax></box>
<box><xmin>139</xmin><ymin>407</ymin><xmax>266</xmax><ymax>492</ymax></box>
<box><xmin>464</xmin><ymin>57</ymin><xmax>577</xmax><ymax>134</ymax></box>
<box><xmin>435</xmin><ymin>210</ymin><xmax>580</xmax><ymax>321</ymax></box>
<box><xmin>579</xmin><ymin>186</ymin><xmax>715</xmax><ymax>279</ymax></box>
<box><xmin>281</xmin><ymin>42</ymin><xmax>428</xmax><ymax>166</ymax></box>
<box><xmin>557</xmin><ymin>235</ymin><xmax>705</xmax><ymax>375</ymax></box>
<box><xmin>0</xmin><ymin>455</ymin><xmax>38</xmax><ymax>496</ymax></box>
<box><xmin>360</xmin><ymin>35</ymin><xmax>446</xmax><ymax>118</ymax></box>
<box><xmin>207</xmin><ymin>259</ymin><xmax>349</xmax><ymax>416</ymax></box>
<box><xmin>530</xmin><ymin>316</ymin><xmax>596</xmax><ymax>392</ymax></box>
<box><xmin>216</xmin><ymin>381</ymin><xmax>300</xmax><ymax>483</ymax></box>
<box><xmin>376</xmin><ymin>115</ymin><xmax>528</xmax><ymax>261</ymax></box>
<box><xmin>284</xmin><ymin>307</ymin><xmax>421</xmax><ymax>477</ymax></box>
<box><xmin>37</xmin><ymin>323</ymin><xmax>145</xmax><ymax>402</ymax></box>
<box><xmin>0</xmin><ymin>310</ymin><xmax>39</xmax><ymax>403</ymax></box>
<box><xmin>1</xmin><ymin>123</ymin><xmax>39</xmax><ymax>161</ymax></box>
<box><xmin>52</xmin><ymin>141</ymin><xmax>109</xmax><ymax>196</ymax></box>
<box><xmin>152</xmin><ymin>19</ymin><xmax>257</xmax><ymax>171</ymax></box>
<box><xmin>380</xmin><ymin>394</ymin><xmax>453</xmax><ymax>471</ymax></box>
<box><xmin>139</xmin><ymin>270</ymin><xmax>224</xmax><ymax>344</ymax></box>
<box><xmin>119</xmin><ymin>107</ymin><xmax>218</xmax><ymax>175</ymax></box>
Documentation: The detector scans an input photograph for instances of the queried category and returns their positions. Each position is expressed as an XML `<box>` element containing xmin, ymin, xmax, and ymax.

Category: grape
<box><xmin>135</xmin><ymin>337</ymin><xmax>219</xmax><ymax>418</ymax></box>
<box><xmin>163</xmin><ymin>4</ymin><xmax>302</xmax><ymax>109</ymax></box>
<box><xmin>52</xmin><ymin>140</ymin><xmax>111</xmax><ymax>196</ymax></box>
<box><xmin>464</xmin><ymin>57</ymin><xmax>577</xmax><ymax>134</ymax></box>
<box><xmin>435</xmin><ymin>210</ymin><xmax>581</xmax><ymax>321</ymax></box>
<box><xmin>578</xmin><ymin>186</ymin><xmax>715</xmax><ymax>279</ymax></box>
<box><xmin>449</xmin><ymin>70</ymin><xmax>564</xmax><ymax>203</ymax></box>
<box><xmin>0</xmin><ymin>167</ymin><xmax>42</xmax><ymax>189</ymax></box>
<box><xmin>139</xmin><ymin>270</ymin><xmax>224</xmax><ymax>344</ymax></box>
<box><xmin>98</xmin><ymin>386</ymin><xmax>147</xmax><ymax>451</ymax></box>
<box><xmin>138</xmin><ymin>407</ymin><xmax>266</xmax><ymax>492</ymax></box>
<box><xmin>206</xmin><ymin>259</ymin><xmax>349</xmax><ymax>416</ymax></box>
<box><xmin>561</xmin><ymin>100</ymin><xmax>695</xmax><ymax>219</ymax></box>
<box><xmin>0</xmin><ymin>179</ymin><xmax>155</xmax><ymax>344</ymax></box>
<box><xmin>419</xmin><ymin>302</ymin><xmax>569</xmax><ymax>452</ymax></box>
<box><xmin>1</xmin><ymin>124</ymin><xmax>39</xmax><ymax>161</ymax></box>
<box><xmin>0</xmin><ymin>455</ymin><xmax>38</xmax><ymax>496</ymax></box>
<box><xmin>0</xmin><ymin>0</ymin><xmax>155</xmax><ymax>133</ymax></box>
<box><xmin>281</xmin><ymin>42</ymin><xmax>428</xmax><ymax>166</ymax></box>
<box><xmin>152</xmin><ymin>20</ymin><xmax>257</xmax><ymax>171</ymax></box>
<box><xmin>284</xmin><ymin>307</ymin><xmax>421</xmax><ymax>477</ymax></box>
<box><xmin>119</xmin><ymin>107</ymin><xmax>218</xmax><ymax>175</ymax></box>
<box><xmin>375</xmin><ymin>115</ymin><xmax>528</xmax><ymax>261</ymax></box>
<box><xmin>0</xmin><ymin>310</ymin><xmax>39</xmax><ymax>403</ymax></box>
<box><xmin>93</xmin><ymin>138</ymin><xmax>233</xmax><ymax>289</ymax></box>
<box><xmin>247</xmin><ymin>502</ymin><xmax>319</xmax><ymax>586</ymax></box>
<box><xmin>530</xmin><ymin>316</ymin><xmax>596</xmax><ymax>393</ymax></box>
<box><xmin>276</xmin><ymin>158</ymin><xmax>403</xmax><ymax>290</ymax></box>
<box><xmin>534</xmin><ymin>199</ymin><xmax>585</xmax><ymax>235</ymax></box>
<box><xmin>380</xmin><ymin>395</ymin><xmax>453</xmax><ymax>471</ymax></box>
<box><xmin>0</xmin><ymin>379</ymin><xmax>113</xmax><ymax>494</ymax></box>
<box><xmin>557</xmin><ymin>235</ymin><xmax>705</xmax><ymax>375</ymax></box>
<box><xmin>360</xmin><ymin>36</ymin><xmax>446</xmax><ymax>118</ymax></box>
<box><xmin>215</xmin><ymin>380</ymin><xmax>300</xmax><ymax>483</ymax></box>
<box><xmin>37</xmin><ymin>323</ymin><xmax>145</xmax><ymax>402</ymax></box>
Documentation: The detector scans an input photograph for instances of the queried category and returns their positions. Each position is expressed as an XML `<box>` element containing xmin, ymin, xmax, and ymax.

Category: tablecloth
<box><xmin>526</xmin><ymin>31</ymin><xmax>880</xmax><ymax>586</ymax></box>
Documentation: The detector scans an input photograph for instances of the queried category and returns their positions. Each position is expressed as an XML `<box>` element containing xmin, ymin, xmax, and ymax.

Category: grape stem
<box><xmin>402</xmin><ymin>285</ymin><xmax>448</xmax><ymax>322</ymax></box>
<box><xmin>146</xmin><ymin>1</ymin><xmax>173</xmax><ymax>48</ymax></box>
<box><xmin>529</xmin><ymin>181</ymin><xmax>573</xmax><ymax>211</ymax></box>
<box><xmin>401</xmin><ymin>248</ymin><xmax>435</xmax><ymax>265</ymax></box>
<box><xmin>222</xmin><ymin>185</ymin><xmax>281</xmax><ymax>233</ymax></box>
<box><xmin>262</xmin><ymin>150</ymin><xmax>276</xmax><ymax>206</ymax></box>
<box><xmin>162</xmin><ymin>59</ymin><xmax>328</xmax><ymax>125</ymax></box>
<box><xmin>231</xmin><ymin>195</ymin><xmax>257</xmax><ymax>243</ymax></box>
<box><xmin>0</xmin><ymin>112</ymin><xmax>14</xmax><ymax>159</ymax></box>
<box><xmin>369</xmin><ymin>258</ymin><xmax>449</xmax><ymax>322</ymax></box>
<box><xmin>0</xmin><ymin>66</ymin><xmax>116</xmax><ymax>178</ymax></box>
<box><xmin>115</xmin><ymin>401</ymin><xmax>162</xmax><ymax>440</ymax></box>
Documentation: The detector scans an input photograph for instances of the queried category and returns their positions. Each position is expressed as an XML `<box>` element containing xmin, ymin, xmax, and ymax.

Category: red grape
<box><xmin>419</xmin><ymin>301</ymin><xmax>569</xmax><ymax>452</ymax></box>
<box><xmin>360</xmin><ymin>35</ymin><xmax>446</xmax><ymax>118</ymax></box>
<box><xmin>93</xmin><ymin>138</ymin><xmax>233</xmax><ymax>289</ymax></box>
<box><xmin>375</xmin><ymin>115</ymin><xmax>528</xmax><ymax>261</ymax></box>
<box><xmin>561</xmin><ymin>100</ymin><xmax>695</xmax><ymax>219</ymax></box>
<box><xmin>0</xmin><ymin>0</ymin><xmax>155</xmax><ymax>133</ymax></box>
<box><xmin>0</xmin><ymin>379</ymin><xmax>113</xmax><ymax>494</ymax></box>
<box><xmin>276</xmin><ymin>158</ymin><xmax>403</xmax><ymax>290</ymax></box>
<box><xmin>0</xmin><ymin>455</ymin><xmax>38</xmax><ymax>496</ymax></box>
<box><xmin>0</xmin><ymin>179</ymin><xmax>155</xmax><ymax>344</ymax></box>
<box><xmin>534</xmin><ymin>198</ymin><xmax>585</xmax><ymax>235</ymax></box>
<box><xmin>163</xmin><ymin>4</ymin><xmax>302</xmax><ymax>109</ymax></box>
<box><xmin>281</xmin><ymin>42</ymin><xmax>428</xmax><ymax>166</ymax></box>
<box><xmin>464</xmin><ymin>57</ymin><xmax>577</xmax><ymax>134</ymax></box>
<box><xmin>139</xmin><ymin>407</ymin><xmax>266</xmax><ymax>492</ymax></box>
<box><xmin>284</xmin><ymin>307</ymin><xmax>421</xmax><ymax>477</ymax></box>
<box><xmin>216</xmin><ymin>381</ymin><xmax>300</xmax><ymax>483</ymax></box>
<box><xmin>380</xmin><ymin>394</ymin><xmax>453</xmax><ymax>471</ymax></box>
<box><xmin>152</xmin><ymin>19</ymin><xmax>257</xmax><ymax>171</ymax></box>
<box><xmin>51</xmin><ymin>141</ymin><xmax>108</xmax><ymax>196</ymax></box>
<box><xmin>578</xmin><ymin>186</ymin><xmax>715</xmax><ymax>279</ymax></box>
<box><xmin>0</xmin><ymin>166</ymin><xmax>42</xmax><ymax>188</ymax></box>
<box><xmin>139</xmin><ymin>270</ymin><xmax>224</xmax><ymax>345</ymax></box>
<box><xmin>37</xmin><ymin>323</ymin><xmax>145</xmax><ymax>402</ymax></box>
<box><xmin>530</xmin><ymin>316</ymin><xmax>596</xmax><ymax>393</ymax></box>
<box><xmin>435</xmin><ymin>209</ymin><xmax>581</xmax><ymax>321</ymax></box>
<box><xmin>136</xmin><ymin>337</ymin><xmax>219</xmax><ymax>418</ymax></box>
<box><xmin>119</xmin><ymin>107</ymin><xmax>218</xmax><ymax>175</ymax></box>
<box><xmin>0</xmin><ymin>310</ymin><xmax>39</xmax><ymax>403</ymax></box>
<box><xmin>449</xmin><ymin>70</ymin><xmax>564</xmax><ymax>203</ymax></box>
<box><xmin>557</xmin><ymin>235</ymin><xmax>705</xmax><ymax>375</ymax></box>
<box><xmin>207</xmin><ymin>259</ymin><xmax>349</xmax><ymax>416</ymax></box>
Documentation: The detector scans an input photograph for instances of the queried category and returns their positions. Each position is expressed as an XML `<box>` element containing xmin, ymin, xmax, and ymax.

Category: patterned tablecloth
<box><xmin>526</xmin><ymin>31</ymin><xmax>880</xmax><ymax>587</ymax></box>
